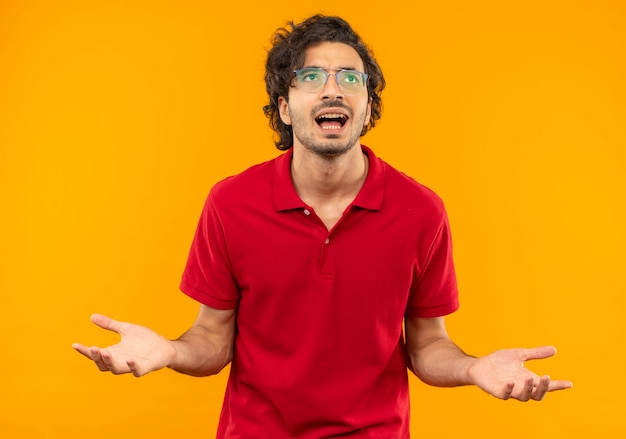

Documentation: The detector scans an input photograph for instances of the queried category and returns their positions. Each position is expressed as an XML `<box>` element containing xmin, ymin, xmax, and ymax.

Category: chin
<box><xmin>307</xmin><ymin>142</ymin><xmax>355</xmax><ymax>158</ymax></box>
<box><xmin>294</xmin><ymin>129</ymin><xmax>361</xmax><ymax>158</ymax></box>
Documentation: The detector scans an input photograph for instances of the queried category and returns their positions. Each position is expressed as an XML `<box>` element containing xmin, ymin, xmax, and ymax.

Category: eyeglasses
<box><xmin>293</xmin><ymin>67</ymin><xmax>368</xmax><ymax>96</ymax></box>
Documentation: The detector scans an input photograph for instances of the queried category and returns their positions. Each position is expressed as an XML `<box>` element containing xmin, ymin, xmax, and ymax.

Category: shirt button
<box><xmin>303</xmin><ymin>209</ymin><xmax>311</xmax><ymax>215</ymax></box>
<box><xmin>325</xmin><ymin>238</ymin><xmax>330</xmax><ymax>244</ymax></box>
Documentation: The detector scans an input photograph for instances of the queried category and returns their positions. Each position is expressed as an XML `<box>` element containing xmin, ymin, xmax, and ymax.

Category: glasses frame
<box><xmin>292</xmin><ymin>67</ymin><xmax>369</xmax><ymax>96</ymax></box>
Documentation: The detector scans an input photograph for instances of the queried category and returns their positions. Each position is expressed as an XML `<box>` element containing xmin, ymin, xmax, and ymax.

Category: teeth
<box><xmin>317</xmin><ymin>113</ymin><xmax>346</xmax><ymax>119</ymax></box>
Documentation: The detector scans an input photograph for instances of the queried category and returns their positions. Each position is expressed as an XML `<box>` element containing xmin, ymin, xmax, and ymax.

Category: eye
<box><xmin>298</xmin><ymin>69</ymin><xmax>324</xmax><ymax>82</ymax></box>
<box><xmin>340</xmin><ymin>71</ymin><xmax>362</xmax><ymax>85</ymax></box>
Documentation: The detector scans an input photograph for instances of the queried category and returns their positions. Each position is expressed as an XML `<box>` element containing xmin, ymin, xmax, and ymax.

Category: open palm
<box><xmin>72</xmin><ymin>314</ymin><xmax>175</xmax><ymax>377</ymax></box>
<box><xmin>469</xmin><ymin>346</ymin><xmax>572</xmax><ymax>401</ymax></box>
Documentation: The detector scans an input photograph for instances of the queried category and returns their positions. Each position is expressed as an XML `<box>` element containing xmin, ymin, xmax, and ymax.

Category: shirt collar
<box><xmin>272</xmin><ymin>145</ymin><xmax>384</xmax><ymax>212</ymax></box>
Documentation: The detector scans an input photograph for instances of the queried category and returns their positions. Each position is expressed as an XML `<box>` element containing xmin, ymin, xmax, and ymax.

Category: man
<box><xmin>73</xmin><ymin>15</ymin><xmax>572</xmax><ymax>438</ymax></box>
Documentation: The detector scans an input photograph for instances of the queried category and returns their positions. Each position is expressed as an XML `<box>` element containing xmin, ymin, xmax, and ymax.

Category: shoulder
<box><xmin>379</xmin><ymin>158</ymin><xmax>446</xmax><ymax>216</ymax></box>
<box><xmin>209</xmin><ymin>155</ymin><xmax>281</xmax><ymax>204</ymax></box>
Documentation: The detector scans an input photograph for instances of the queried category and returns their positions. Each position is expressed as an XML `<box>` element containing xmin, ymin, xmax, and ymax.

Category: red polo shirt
<box><xmin>180</xmin><ymin>145</ymin><xmax>459</xmax><ymax>438</ymax></box>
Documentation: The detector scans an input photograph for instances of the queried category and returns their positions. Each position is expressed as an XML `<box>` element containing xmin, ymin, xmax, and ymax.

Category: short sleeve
<box><xmin>405</xmin><ymin>210</ymin><xmax>459</xmax><ymax>318</ymax></box>
<box><xmin>180</xmin><ymin>193</ymin><xmax>240</xmax><ymax>310</ymax></box>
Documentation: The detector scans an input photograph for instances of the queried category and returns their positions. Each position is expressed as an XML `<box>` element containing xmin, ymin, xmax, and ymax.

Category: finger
<box><xmin>548</xmin><ymin>379</ymin><xmax>574</xmax><ymax>392</ymax></box>
<box><xmin>73</xmin><ymin>343</ymin><xmax>110</xmax><ymax>372</ymax></box>
<box><xmin>90</xmin><ymin>313</ymin><xmax>124</xmax><ymax>333</ymax></box>
<box><xmin>90</xmin><ymin>314</ymin><xmax>125</xmax><ymax>334</ymax></box>
<box><xmin>127</xmin><ymin>360</ymin><xmax>142</xmax><ymax>378</ymax></box>
<box><xmin>501</xmin><ymin>381</ymin><xmax>515</xmax><ymax>400</ymax></box>
<box><xmin>523</xmin><ymin>346</ymin><xmax>557</xmax><ymax>361</ymax></box>
<box><xmin>518</xmin><ymin>376</ymin><xmax>535</xmax><ymax>402</ymax></box>
<box><xmin>89</xmin><ymin>347</ymin><xmax>110</xmax><ymax>372</ymax></box>
<box><xmin>72</xmin><ymin>343</ymin><xmax>94</xmax><ymax>359</ymax></box>
<box><xmin>532</xmin><ymin>375</ymin><xmax>551</xmax><ymax>401</ymax></box>
<box><xmin>99</xmin><ymin>349</ymin><xmax>131</xmax><ymax>375</ymax></box>
<box><xmin>100</xmin><ymin>349</ymin><xmax>128</xmax><ymax>375</ymax></box>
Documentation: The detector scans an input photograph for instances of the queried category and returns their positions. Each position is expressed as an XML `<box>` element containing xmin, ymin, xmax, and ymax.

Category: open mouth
<box><xmin>315</xmin><ymin>113</ymin><xmax>348</xmax><ymax>130</ymax></box>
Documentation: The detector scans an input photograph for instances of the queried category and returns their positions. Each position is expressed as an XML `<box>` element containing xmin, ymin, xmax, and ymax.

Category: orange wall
<box><xmin>1</xmin><ymin>0</ymin><xmax>624</xmax><ymax>437</ymax></box>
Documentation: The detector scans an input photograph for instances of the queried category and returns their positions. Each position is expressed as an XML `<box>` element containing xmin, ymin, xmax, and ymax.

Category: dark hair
<box><xmin>263</xmin><ymin>15</ymin><xmax>386</xmax><ymax>150</ymax></box>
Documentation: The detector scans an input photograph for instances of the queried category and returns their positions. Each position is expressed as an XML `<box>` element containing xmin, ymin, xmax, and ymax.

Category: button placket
<box><xmin>302</xmin><ymin>207</ymin><xmax>331</xmax><ymax>245</ymax></box>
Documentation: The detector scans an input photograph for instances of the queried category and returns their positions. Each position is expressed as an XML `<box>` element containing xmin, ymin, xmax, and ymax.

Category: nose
<box><xmin>321</xmin><ymin>73</ymin><xmax>343</xmax><ymax>99</ymax></box>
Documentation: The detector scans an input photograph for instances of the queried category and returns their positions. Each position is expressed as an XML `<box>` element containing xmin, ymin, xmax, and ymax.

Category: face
<box><xmin>278</xmin><ymin>42</ymin><xmax>372</xmax><ymax>158</ymax></box>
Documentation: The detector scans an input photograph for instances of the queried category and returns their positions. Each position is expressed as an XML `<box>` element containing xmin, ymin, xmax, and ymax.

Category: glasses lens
<box><xmin>336</xmin><ymin>70</ymin><xmax>366</xmax><ymax>95</ymax></box>
<box><xmin>295</xmin><ymin>68</ymin><xmax>326</xmax><ymax>92</ymax></box>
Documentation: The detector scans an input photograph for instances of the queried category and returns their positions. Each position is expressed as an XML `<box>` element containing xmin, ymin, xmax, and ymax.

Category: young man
<box><xmin>73</xmin><ymin>15</ymin><xmax>572</xmax><ymax>438</ymax></box>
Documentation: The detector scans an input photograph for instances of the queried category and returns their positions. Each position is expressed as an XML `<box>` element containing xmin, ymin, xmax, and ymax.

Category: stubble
<box><xmin>289</xmin><ymin>100</ymin><xmax>368</xmax><ymax>159</ymax></box>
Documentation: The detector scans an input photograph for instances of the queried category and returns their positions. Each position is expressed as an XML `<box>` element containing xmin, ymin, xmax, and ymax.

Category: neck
<box><xmin>291</xmin><ymin>144</ymin><xmax>368</xmax><ymax>205</ymax></box>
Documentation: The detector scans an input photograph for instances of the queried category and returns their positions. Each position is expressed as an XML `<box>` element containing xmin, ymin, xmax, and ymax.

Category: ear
<box><xmin>364</xmin><ymin>96</ymin><xmax>372</xmax><ymax>127</ymax></box>
<box><xmin>278</xmin><ymin>96</ymin><xmax>291</xmax><ymax>125</ymax></box>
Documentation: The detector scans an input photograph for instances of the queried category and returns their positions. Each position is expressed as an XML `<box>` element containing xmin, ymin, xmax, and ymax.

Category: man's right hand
<box><xmin>72</xmin><ymin>314</ymin><xmax>176</xmax><ymax>377</ymax></box>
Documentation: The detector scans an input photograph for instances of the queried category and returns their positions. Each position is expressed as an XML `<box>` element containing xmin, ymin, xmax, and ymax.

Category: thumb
<box><xmin>524</xmin><ymin>346</ymin><xmax>557</xmax><ymax>361</ymax></box>
<box><xmin>90</xmin><ymin>313</ymin><xmax>125</xmax><ymax>334</ymax></box>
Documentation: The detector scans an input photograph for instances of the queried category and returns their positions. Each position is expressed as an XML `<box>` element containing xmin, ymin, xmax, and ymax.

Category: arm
<box><xmin>72</xmin><ymin>304</ymin><xmax>236</xmax><ymax>377</ymax></box>
<box><xmin>169</xmin><ymin>304</ymin><xmax>236</xmax><ymax>377</ymax></box>
<box><xmin>405</xmin><ymin>316</ymin><xmax>573</xmax><ymax>401</ymax></box>
<box><xmin>405</xmin><ymin>316</ymin><xmax>475</xmax><ymax>387</ymax></box>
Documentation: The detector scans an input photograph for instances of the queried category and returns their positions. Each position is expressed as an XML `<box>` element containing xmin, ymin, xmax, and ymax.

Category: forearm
<box><xmin>168</xmin><ymin>324</ymin><xmax>233</xmax><ymax>377</ymax></box>
<box><xmin>408</xmin><ymin>334</ymin><xmax>477</xmax><ymax>388</ymax></box>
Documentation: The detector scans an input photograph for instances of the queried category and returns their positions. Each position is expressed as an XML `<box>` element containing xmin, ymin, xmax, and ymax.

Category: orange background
<box><xmin>1</xmin><ymin>0</ymin><xmax>624</xmax><ymax>437</ymax></box>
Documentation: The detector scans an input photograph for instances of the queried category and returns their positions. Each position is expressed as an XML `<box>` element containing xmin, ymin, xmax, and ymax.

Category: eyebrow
<box><xmin>302</xmin><ymin>65</ymin><xmax>360</xmax><ymax>71</ymax></box>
